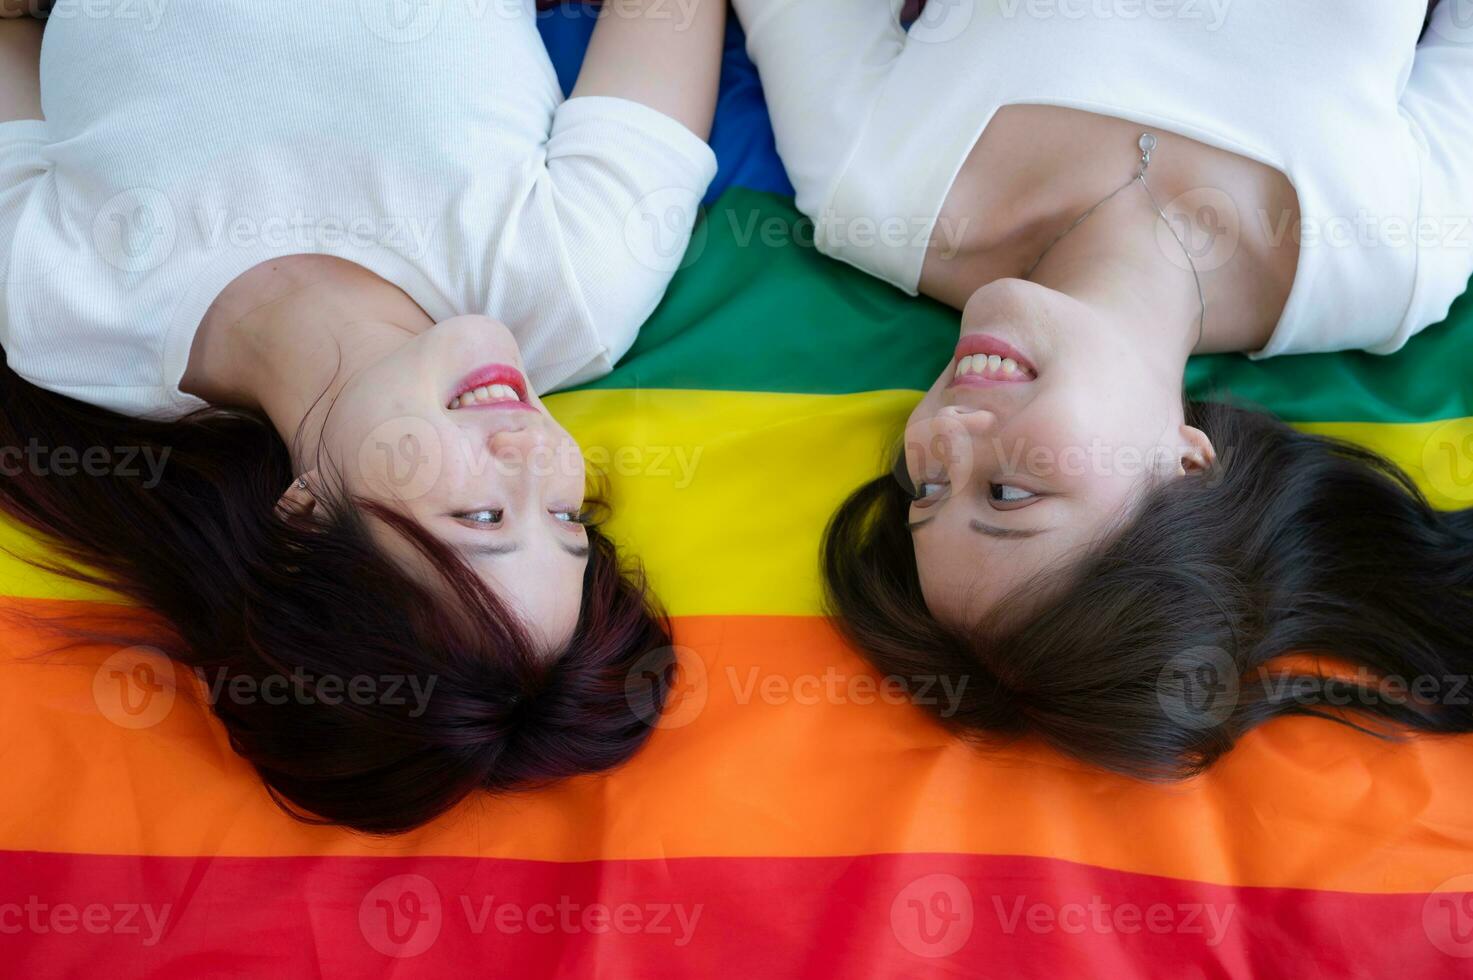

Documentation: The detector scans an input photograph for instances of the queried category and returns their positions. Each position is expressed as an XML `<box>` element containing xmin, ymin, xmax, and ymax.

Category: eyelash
<box><xmin>912</xmin><ymin>481</ymin><xmax>949</xmax><ymax>503</ymax></box>
<box><xmin>455</xmin><ymin>509</ymin><xmax>589</xmax><ymax>527</ymax></box>
<box><xmin>910</xmin><ymin>482</ymin><xmax>1039</xmax><ymax>506</ymax></box>
<box><xmin>459</xmin><ymin>509</ymin><xmax>503</xmax><ymax>525</ymax></box>
<box><xmin>990</xmin><ymin>484</ymin><xmax>1037</xmax><ymax>504</ymax></box>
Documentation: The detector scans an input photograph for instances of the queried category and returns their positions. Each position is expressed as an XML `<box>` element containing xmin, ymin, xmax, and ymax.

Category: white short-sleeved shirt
<box><xmin>0</xmin><ymin>1</ymin><xmax>716</xmax><ymax>418</ymax></box>
<box><xmin>735</xmin><ymin>0</ymin><xmax>1473</xmax><ymax>358</ymax></box>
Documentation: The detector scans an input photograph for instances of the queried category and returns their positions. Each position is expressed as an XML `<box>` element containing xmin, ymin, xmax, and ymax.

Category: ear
<box><xmin>1176</xmin><ymin>425</ymin><xmax>1217</xmax><ymax>476</ymax></box>
<box><xmin>275</xmin><ymin>469</ymin><xmax>320</xmax><ymax>520</ymax></box>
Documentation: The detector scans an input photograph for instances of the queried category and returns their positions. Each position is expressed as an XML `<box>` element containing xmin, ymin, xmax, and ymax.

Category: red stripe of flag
<box><xmin>1</xmin><ymin>850</ymin><xmax>1469</xmax><ymax>978</ymax></box>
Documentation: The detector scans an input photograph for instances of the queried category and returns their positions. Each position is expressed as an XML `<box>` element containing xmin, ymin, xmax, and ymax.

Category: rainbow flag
<box><xmin>4</xmin><ymin>15</ymin><xmax>1473</xmax><ymax>978</ymax></box>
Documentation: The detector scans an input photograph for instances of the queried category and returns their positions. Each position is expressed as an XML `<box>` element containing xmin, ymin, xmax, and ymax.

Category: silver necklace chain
<box><xmin>1023</xmin><ymin>133</ymin><xmax>1207</xmax><ymax>347</ymax></box>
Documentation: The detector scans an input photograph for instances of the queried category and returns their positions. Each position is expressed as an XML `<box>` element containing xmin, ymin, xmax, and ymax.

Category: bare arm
<box><xmin>0</xmin><ymin>6</ymin><xmax>43</xmax><ymax>124</ymax></box>
<box><xmin>569</xmin><ymin>0</ymin><xmax>724</xmax><ymax>140</ymax></box>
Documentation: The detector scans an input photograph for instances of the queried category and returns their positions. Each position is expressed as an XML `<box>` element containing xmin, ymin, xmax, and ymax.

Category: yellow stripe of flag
<box><xmin>3</xmin><ymin>392</ymin><xmax>1471</xmax><ymax>613</ymax></box>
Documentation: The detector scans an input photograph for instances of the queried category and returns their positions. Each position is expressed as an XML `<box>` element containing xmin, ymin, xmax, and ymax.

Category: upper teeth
<box><xmin>956</xmin><ymin>354</ymin><xmax>1028</xmax><ymax>379</ymax></box>
<box><xmin>449</xmin><ymin>383</ymin><xmax>521</xmax><ymax>409</ymax></box>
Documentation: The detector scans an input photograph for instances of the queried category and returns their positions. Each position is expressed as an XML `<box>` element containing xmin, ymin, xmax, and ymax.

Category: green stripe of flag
<box><xmin>580</xmin><ymin>188</ymin><xmax>1473</xmax><ymax>425</ymax></box>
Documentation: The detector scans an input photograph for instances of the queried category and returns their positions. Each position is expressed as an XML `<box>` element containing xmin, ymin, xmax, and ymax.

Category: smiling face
<box><xmin>906</xmin><ymin>279</ymin><xmax>1214</xmax><ymax>629</ymax></box>
<box><xmin>317</xmin><ymin>315</ymin><xmax>590</xmax><ymax>653</ymax></box>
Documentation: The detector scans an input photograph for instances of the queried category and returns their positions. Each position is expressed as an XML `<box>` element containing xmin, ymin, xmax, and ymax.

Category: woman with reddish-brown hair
<box><xmin>0</xmin><ymin>0</ymin><xmax>722</xmax><ymax>833</ymax></box>
<box><xmin>734</xmin><ymin>0</ymin><xmax>1473</xmax><ymax>774</ymax></box>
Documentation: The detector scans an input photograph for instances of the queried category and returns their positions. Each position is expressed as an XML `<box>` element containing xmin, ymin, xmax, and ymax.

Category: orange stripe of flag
<box><xmin>3</xmin><ymin>596</ymin><xmax>1472</xmax><ymax>893</ymax></box>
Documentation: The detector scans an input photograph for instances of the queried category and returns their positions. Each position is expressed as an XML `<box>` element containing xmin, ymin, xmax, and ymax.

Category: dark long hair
<box><xmin>0</xmin><ymin>353</ymin><xmax>674</xmax><ymax>835</ymax></box>
<box><xmin>824</xmin><ymin>399</ymin><xmax>1473</xmax><ymax>777</ymax></box>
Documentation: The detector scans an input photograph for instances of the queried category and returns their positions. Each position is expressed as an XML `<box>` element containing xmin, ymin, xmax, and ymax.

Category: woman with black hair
<box><xmin>0</xmin><ymin>0</ymin><xmax>722</xmax><ymax>833</ymax></box>
<box><xmin>733</xmin><ymin>0</ymin><xmax>1473</xmax><ymax>774</ymax></box>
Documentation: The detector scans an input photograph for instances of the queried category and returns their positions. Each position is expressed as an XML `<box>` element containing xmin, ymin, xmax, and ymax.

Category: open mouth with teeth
<box><xmin>954</xmin><ymin>352</ymin><xmax>1033</xmax><ymax>381</ymax></box>
<box><xmin>447</xmin><ymin>364</ymin><xmax>535</xmax><ymax>411</ymax></box>
<box><xmin>950</xmin><ymin>334</ymin><xmax>1037</xmax><ymax>386</ymax></box>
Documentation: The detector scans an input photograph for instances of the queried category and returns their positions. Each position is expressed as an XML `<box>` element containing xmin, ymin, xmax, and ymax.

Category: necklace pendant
<box><xmin>1137</xmin><ymin>132</ymin><xmax>1158</xmax><ymax>173</ymax></box>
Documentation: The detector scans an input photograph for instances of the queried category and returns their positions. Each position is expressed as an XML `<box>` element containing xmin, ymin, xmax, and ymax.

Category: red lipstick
<box><xmin>954</xmin><ymin>334</ymin><xmax>1037</xmax><ymax>374</ymax></box>
<box><xmin>447</xmin><ymin>364</ymin><xmax>535</xmax><ymax>411</ymax></box>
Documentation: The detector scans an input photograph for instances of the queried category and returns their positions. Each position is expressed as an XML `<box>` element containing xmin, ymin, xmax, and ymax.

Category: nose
<box><xmin>904</xmin><ymin>408</ymin><xmax>998</xmax><ymax>491</ymax></box>
<box><xmin>488</xmin><ymin>420</ymin><xmax>551</xmax><ymax>457</ymax></box>
<box><xmin>485</xmin><ymin>421</ymin><xmax>584</xmax><ymax>493</ymax></box>
<box><xmin>939</xmin><ymin>405</ymin><xmax>998</xmax><ymax>433</ymax></box>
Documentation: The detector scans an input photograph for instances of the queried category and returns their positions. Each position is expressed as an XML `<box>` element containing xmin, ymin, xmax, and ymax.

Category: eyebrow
<box><xmin>456</xmin><ymin>542</ymin><xmax>520</xmax><ymax>558</ymax></box>
<box><xmin>906</xmin><ymin>516</ymin><xmax>1049</xmax><ymax>539</ymax></box>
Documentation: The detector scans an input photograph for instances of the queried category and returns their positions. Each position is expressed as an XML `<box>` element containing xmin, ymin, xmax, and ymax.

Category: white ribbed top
<box><xmin>0</xmin><ymin>1</ymin><xmax>716</xmax><ymax>418</ymax></box>
<box><xmin>737</xmin><ymin>0</ymin><xmax>1473</xmax><ymax>358</ymax></box>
